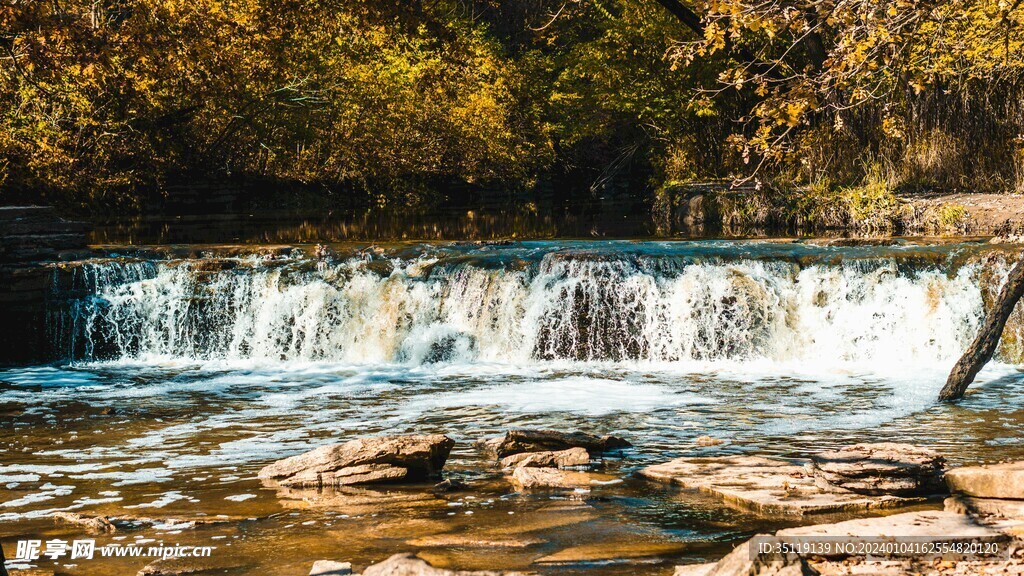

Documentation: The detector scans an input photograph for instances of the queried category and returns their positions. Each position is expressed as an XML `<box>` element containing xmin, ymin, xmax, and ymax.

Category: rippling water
<box><xmin>2</xmin><ymin>239</ymin><xmax>1023</xmax><ymax>575</ymax></box>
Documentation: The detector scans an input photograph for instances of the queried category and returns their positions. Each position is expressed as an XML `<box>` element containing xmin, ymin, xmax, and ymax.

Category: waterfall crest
<box><xmin>57</xmin><ymin>245</ymin><xmax>993</xmax><ymax>367</ymax></box>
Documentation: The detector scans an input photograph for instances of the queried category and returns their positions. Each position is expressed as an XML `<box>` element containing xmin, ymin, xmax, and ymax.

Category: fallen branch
<box><xmin>939</xmin><ymin>253</ymin><xmax>1024</xmax><ymax>402</ymax></box>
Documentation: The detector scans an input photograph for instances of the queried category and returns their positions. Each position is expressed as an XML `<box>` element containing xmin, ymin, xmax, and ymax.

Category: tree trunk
<box><xmin>939</xmin><ymin>254</ymin><xmax>1024</xmax><ymax>402</ymax></box>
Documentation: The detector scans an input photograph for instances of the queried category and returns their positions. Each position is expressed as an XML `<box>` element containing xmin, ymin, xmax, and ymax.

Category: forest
<box><xmin>1</xmin><ymin>0</ymin><xmax>1023</xmax><ymax>224</ymax></box>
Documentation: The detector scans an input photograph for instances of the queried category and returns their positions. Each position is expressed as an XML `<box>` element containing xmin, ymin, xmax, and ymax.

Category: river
<box><xmin>1</xmin><ymin>239</ymin><xmax>1022</xmax><ymax>575</ymax></box>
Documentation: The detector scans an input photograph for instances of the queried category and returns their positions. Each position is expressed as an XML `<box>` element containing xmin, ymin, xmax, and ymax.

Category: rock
<box><xmin>137</xmin><ymin>556</ymin><xmax>252</xmax><ymax>575</ymax></box>
<box><xmin>361</xmin><ymin>553</ymin><xmax>535</xmax><ymax>576</ymax></box>
<box><xmin>639</xmin><ymin>455</ymin><xmax>925</xmax><ymax>516</ymax></box>
<box><xmin>684</xmin><ymin>536</ymin><xmax>807</xmax><ymax>576</ymax></box>
<box><xmin>691</xmin><ymin>512</ymin><xmax>1014</xmax><ymax>576</ymax></box>
<box><xmin>432</xmin><ymin>478</ymin><xmax>468</xmax><ymax>493</ymax></box>
<box><xmin>258</xmin><ymin>434</ymin><xmax>454</xmax><ymax>488</ymax></box>
<box><xmin>695</xmin><ymin>436</ymin><xmax>725</xmax><ymax>447</ymax></box>
<box><xmin>508</xmin><ymin>467</ymin><xmax>615</xmax><ymax>490</ymax></box>
<box><xmin>777</xmin><ymin>510</ymin><xmax>1005</xmax><ymax>542</ymax></box>
<box><xmin>499</xmin><ymin>447</ymin><xmax>590</xmax><ymax>469</ymax></box>
<box><xmin>809</xmin><ymin>443</ymin><xmax>945</xmax><ymax>496</ymax></box>
<box><xmin>310</xmin><ymin>560</ymin><xmax>353</xmax><ymax>576</ymax></box>
<box><xmin>945</xmin><ymin>494</ymin><xmax>1024</xmax><ymax>521</ymax></box>
<box><xmin>673</xmin><ymin>564</ymin><xmax>715</xmax><ymax>576</ymax></box>
<box><xmin>52</xmin><ymin>511</ymin><xmax>116</xmax><ymax>534</ymax></box>
<box><xmin>483</xmin><ymin>429</ymin><xmax>630</xmax><ymax>459</ymax></box>
<box><xmin>945</xmin><ymin>461</ymin><xmax>1024</xmax><ymax>499</ymax></box>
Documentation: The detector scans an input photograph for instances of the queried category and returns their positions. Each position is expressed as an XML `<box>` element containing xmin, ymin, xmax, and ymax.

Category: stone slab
<box><xmin>945</xmin><ymin>461</ymin><xmax>1024</xmax><ymax>499</ymax></box>
<box><xmin>777</xmin><ymin>510</ymin><xmax>1004</xmax><ymax>540</ymax></box>
<box><xmin>639</xmin><ymin>456</ymin><xmax>924</xmax><ymax>516</ymax></box>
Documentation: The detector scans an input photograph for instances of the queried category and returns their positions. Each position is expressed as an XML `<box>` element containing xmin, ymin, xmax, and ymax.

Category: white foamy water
<box><xmin>60</xmin><ymin>242</ymin><xmax>989</xmax><ymax>368</ymax></box>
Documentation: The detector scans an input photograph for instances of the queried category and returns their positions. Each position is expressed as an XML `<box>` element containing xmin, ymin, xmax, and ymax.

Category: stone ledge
<box><xmin>638</xmin><ymin>455</ymin><xmax>928</xmax><ymax>516</ymax></box>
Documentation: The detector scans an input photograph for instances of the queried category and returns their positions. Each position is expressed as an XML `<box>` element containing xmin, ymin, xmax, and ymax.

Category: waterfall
<box><xmin>55</xmin><ymin>245</ymin><xmax>993</xmax><ymax>367</ymax></box>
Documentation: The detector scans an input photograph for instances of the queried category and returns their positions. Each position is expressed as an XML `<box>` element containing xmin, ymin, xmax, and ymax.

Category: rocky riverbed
<box><xmin>8</xmin><ymin>431</ymin><xmax>1018</xmax><ymax>576</ymax></box>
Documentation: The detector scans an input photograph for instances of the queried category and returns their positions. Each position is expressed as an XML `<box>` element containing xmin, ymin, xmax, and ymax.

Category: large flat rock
<box><xmin>639</xmin><ymin>456</ymin><xmax>923</xmax><ymax>516</ymax></box>
<box><xmin>945</xmin><ymin>461</ymin><xmax>1024</xmax><ymax>499</ymax></box>
<box><xmin>777</xmin><ymin>510</ymin><xmax>1004</xmax><ymax>540</ymax></box>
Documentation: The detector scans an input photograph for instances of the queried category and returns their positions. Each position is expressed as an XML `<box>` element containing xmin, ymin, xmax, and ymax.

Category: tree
<box><xmin>940</xmin><ymin>254</ymin><xmax>1024</xmax><ymax>401</ymax></box>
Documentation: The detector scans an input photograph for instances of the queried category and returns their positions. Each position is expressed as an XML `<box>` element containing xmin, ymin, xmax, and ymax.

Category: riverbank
<box><xmin>655</xmin><ymin>184</ymin><xmax>1024</xmax><ymax>238</ymax></box>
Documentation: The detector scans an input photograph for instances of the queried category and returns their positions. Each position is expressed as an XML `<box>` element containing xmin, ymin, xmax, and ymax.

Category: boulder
<box><xmin>639</xmin><ymin>455</ymin><xmax>925</xmax><ymax>516</ymax></box>
<box><xmin>310</xmin><ymin>561</ymin><xmax>353</xmax><ymax>576</ymax></box>
<box><xmin>258</xmin><ymin>434</ymin><xmax>454</xmax><ymax>488</ymax></box>
<box><xmin>809</xmin><ymin>443</ymin><xmax>945</xmax><ymax>496</ymax></box>
<box><xmin>499</xmin><ymin>447</ymin><xmax>590</xmax><ymax>469</ymax></box>
<box><xmin>482</xmin><ymin>429</ymin><xmax>630</xmax><ymax>459</ymax></box>
<box><xmin>361</xmin><ymin>553</ymin><xmax>535</xmax><ymax>576</ymax></box>
<box><xmin>945</xmin><ymin>461</ymin><xmax>1024</xmax><ymax>499</ymax></box>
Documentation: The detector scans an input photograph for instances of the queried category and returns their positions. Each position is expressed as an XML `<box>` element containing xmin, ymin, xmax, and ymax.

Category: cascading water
<box><xmin>57</xmin><ymin>241</ymin><xmax>997</xmax><ymax>369</ymax></box>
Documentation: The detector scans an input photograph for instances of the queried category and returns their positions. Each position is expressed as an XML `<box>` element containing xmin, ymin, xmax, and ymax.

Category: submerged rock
<box><xmin>499</xmin><ymin>447</ymin><xmax>590</xmax><ymax>469</ymax></box>
<box><xmin>361</xmin><ymin>553</ymin><xmax>535</xmax><ymax>576</ymax></box>
<box><xmin>137</xmin><ymin>556</ymin><xmax>253</xmax><ymax>575</ymax></box>
<box><xmin>694</xmin><ymin>435</ymin><xmax>725</xmax><ymax>447</ymax></box>
<box><xmin>481</xmin><ymin>429</ymin><xmax>630</xmax><ymax>459</ymax></box>
<box><xmin>639</xmin><ymin>455</ymin><xmax>926</xmax><ymax>516</ymax></box>
<box><xmin>809</xmin><ymin>443</ymin><xmax>945</xmax><ymax>496</ymax></box>
<box><xmin>258</xmin><ymin>434</ymin><xmax>455</xmax><ymax>488</ymax></box>
<box><xmin>534</xmin><ymin>541</ymin><xmax>692</xmax><ymax>564</ymax></box>
<box><xmin>406</xmin><ymin>534</ymin><xmax>544</xmax><ymax>548</ymax></box>
<box><xmin>945</xmin><ymin>461</ymin><xmax>1024</xmax><ymax>499</ymax></box>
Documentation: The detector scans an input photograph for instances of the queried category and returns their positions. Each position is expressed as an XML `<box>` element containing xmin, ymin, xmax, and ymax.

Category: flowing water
<box><xmin>2</xmin><ymin>239</ymin><xmax>1023</xmax><ymax>575</ymax></box>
